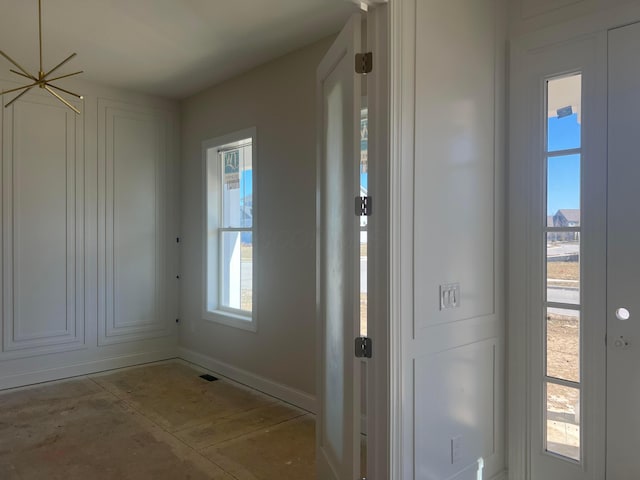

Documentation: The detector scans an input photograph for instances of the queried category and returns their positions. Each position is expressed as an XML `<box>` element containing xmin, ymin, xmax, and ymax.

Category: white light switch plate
<box><xmin>440</xmin><ymin>283</ymin><xmax>461</xmax><ymax>310</ymax></box>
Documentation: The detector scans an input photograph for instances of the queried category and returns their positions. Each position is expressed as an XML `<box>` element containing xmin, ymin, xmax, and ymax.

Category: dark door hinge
<box><xmin>355</xmin><ymin>52</ymin><xmax>373</xmax><ymax>74</ymax></box>
<box><xmin>355</xmin><ymin>337</ymin><xmax>372</xmax><ymax>358</ymax></box>
<box><xmin>356</xmin><ymin>196</ymin><xmax>372</xmax><ymax>216</ymax></box>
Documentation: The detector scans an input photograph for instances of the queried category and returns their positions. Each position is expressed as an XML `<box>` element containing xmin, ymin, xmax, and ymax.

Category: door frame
<box><xmin>389</xmin><ymin>0</ymin><xmax>416</xmax><ymax>477</ymax></box>
<box><xmin>506</xmin><ymin>4</ymin><xmax>640</xmax><ymax>479</ymax></box>
<box><xmin>365</xmin><ymin>4</ymin><xmax>391</xmax><ymax>480</ymax></box>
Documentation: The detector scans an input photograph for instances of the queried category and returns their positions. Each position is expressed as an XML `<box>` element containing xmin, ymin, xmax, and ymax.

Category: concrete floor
<box><xmin>0</xmin><ymin>361</ymin><xmax>315</xmax><ymax>479</ymax></box>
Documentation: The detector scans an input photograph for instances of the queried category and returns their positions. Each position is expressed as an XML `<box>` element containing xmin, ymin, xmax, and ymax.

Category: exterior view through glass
<box><xmin>544</xmin><ymin>74</ymin><xmax>582</xmax><ymax>462</ymax></box>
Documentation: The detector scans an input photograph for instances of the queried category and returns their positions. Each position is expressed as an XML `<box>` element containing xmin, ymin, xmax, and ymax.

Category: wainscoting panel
<box><xmin>98</xmin><ymin>99</ymin><xmax>170</xmax><ymax>345</ymax></box>
<box><xmin>414</xmin><ymin>338</ymin><xmax>499</xmax><ymax>480</ymax></box>
<box><xmin>1</xmin><ymin>94</ymin><xmax>85</xmax><ymax>356</ymax></box>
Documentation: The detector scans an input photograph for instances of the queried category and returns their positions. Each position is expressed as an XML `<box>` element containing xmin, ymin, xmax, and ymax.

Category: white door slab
<box><xmin>316</xmin><ymin>13</ymin><xmax>363</xmax><ymax>480</ymax></box>
<box><xmin>607</xmin><ymin>21</ymin><xmax>640</xmax><ymax>480</ymax></box>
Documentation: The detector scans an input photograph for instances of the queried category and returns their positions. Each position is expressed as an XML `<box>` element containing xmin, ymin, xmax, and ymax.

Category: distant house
<box><xmin>550</xmin><ymin>209</ymin><xmax>580</xmax><ymax>242</ymax></box>
<box><xmin>553</xmin><ymin>209</ymin><xmax>580</xmax><ymax>227</ymax></box>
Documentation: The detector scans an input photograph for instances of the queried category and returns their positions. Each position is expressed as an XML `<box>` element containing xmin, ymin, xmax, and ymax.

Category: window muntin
<box><xmin>204</xmin><ymin>130</ymin><xmax>256</xmax><ymax>328</ymax></box>
<box><xmin>544</xmin><ymin>74</ymin><xmax>582</xmax><ymax>462</ymax></box>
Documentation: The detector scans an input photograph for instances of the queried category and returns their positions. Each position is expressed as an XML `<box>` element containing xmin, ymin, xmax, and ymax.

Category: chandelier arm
<box><xmin>44</xmin><ymin>85</ymin><xmax>80</xmax><ymax>114</ymax></box>
<box><xmin>0</xmin><ymin>51</ymin><xmax>35</xmax><ymax>79</ymax></box>
<box><xmin>47</xmin><ymin>83</ymin><xmax>82</xmax><ymax>99</ymax></box>
<box><xmin>46</xmin><ymin>71</ymin><xmax>83</xmax><ymax>83</ymax></box>
<box><xmin>38</xmin><ymin>0</ymin><xmax>43</xmax><ymax>73</ymax></box>
<box><xmin>44</xmin><ymin>53</ymin><xmax>77</xmax><ymax>79</ymax></box>
<box><xmin>4</xmin><ymin>86</ymin><xmax>34</xmax><ymax>108</ymax></box>
<box><xmin>10</xmin><ymin>69</ymin><xmax>36</xmax><ymax>80</ymax></box>
<box><xmin>1</xmin><ymin>82</ymin><xmax>38</xmax><ymax>96</ymax></box>
<box><xmin>1</xmin><ymin>1</ymin><xmax>83</xmax><ymax>108</ymax></box>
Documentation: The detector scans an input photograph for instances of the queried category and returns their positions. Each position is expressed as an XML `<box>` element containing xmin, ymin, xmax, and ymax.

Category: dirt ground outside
<box><xmin>546</xmin><ymin>255</ymin><xmax>581</xmax><ymax>460</ymax></box>
<box><xmin>547</xmin><ymin>261</ymin><xmax>580</xmax><ymax>288</ymax></box>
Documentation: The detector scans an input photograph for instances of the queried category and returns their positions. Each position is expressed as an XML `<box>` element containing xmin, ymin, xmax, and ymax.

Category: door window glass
<box><xmin>544</xmin><ymin>73</ymin><xmax>582</xmax><ymax>462</ymax></box>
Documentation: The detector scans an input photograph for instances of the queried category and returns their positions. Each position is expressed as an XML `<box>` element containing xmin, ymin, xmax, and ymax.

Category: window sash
<box><xmin>217</xmin><ymin>228</ymin><xmax>252</xmax><ymax>315</ymax></box>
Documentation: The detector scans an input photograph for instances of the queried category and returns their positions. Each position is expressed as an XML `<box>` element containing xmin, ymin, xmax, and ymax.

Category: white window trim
<box><xmin>202</xmin><ymin>127</ymin><xmax>258</xmax><ymax>332</ymax></box>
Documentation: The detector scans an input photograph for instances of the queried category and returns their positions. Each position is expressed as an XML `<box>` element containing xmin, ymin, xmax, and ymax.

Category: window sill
<box><xmin>203</xmin><ymin>309</ymin><xmax>257</xmax><ymax>333</ymax></box>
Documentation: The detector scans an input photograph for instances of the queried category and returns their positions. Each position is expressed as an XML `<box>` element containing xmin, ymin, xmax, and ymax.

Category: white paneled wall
<box><xmin>0</xmin><ymin>78</ymin><xmax>179</xmax><ymax>389</ymax></box>
<box><xmin>2</xmin><ymin>94</ymin><xmax>84</xmax><ymax>357</ymax></box>
<box><xmin>97</xmin><ymin>99</ymin><xmax>172</xmax><ymax>345</ymax></box>
<box><xmin>393</xmin><ymin>0</ymin><xmax>507</xmax><ymax>478</ymax></box>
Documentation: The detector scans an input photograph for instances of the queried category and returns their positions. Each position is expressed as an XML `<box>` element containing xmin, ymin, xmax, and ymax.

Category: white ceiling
<box><xmin>0</xmin><ymin>0</ymin><xmax>356</xmax><ymax>99</ymax></box>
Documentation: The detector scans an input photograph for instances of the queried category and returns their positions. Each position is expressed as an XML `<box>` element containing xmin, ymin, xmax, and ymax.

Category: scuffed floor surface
<box><xmin>0</xmin><ymin>361</ymin><xmax>315</xmax><ymax>479</ymax></box>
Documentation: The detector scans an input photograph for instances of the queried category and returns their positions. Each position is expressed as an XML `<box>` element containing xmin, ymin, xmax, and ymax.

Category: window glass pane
<box><xmin>547</xmin><ymin>308</ymin><xmax>580</xmax><ymax>383</ymax></box>
<box><xmin>547</xmin><ymin>155</ymin><xmax>580</xmax><ymax>220</ymax></box>
<box><xmin>360</xmin><ymin>108</ymin><xmax>368</xmax><ymax>336</ymax></box>
<box><xmin>547</xmin><ymin>75</ymin><xmax>581</xmax><ymax>152</ymax></box>
<box><xmin>220</xmin><ymin>231</ymin><xmax>252</xmax><ymax>313</ymax></box>
<box><xmin>547</xmin><ymin>235</ymin><xmax>580</xmax><ymax>305</ymax></box>
<box><xmin>360</xmin><ymin>108</ymin><xmax>369</xmax><ymax>228</ymax></box>
<box><xmin>546</xmin><ymin>383</ymin><xmax>581</xmax><ymax>461</ymax></box>
<box><xmin>222</xmin><ymin>142</ymin><xmax>253</xmax><ymax>228</ymax></box>
<box><xmin>360</xmin><ymin>230</ymin><xmax>367</xmax><ymax>337</ymax></box>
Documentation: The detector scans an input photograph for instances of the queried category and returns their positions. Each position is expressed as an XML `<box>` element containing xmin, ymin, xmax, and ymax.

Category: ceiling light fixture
<box><xmin>0</xmin><ymin>0</ymin><xmax>83</xmax><ymax>114</ymax></box>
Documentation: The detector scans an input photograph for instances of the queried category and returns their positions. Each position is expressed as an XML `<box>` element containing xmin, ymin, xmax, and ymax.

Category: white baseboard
<box><xmin>0</xmin><ymin>350</ymin><xmax>176</xmax><ymax>391</ymax></box>
<box><xmin>177</xmin><ymin>347</ymin><xmax>317</xmax><ymax>413</ymax></box>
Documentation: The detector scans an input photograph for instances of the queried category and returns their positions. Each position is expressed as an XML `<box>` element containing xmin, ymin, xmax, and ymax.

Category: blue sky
<box><xmin>547</xmin><ymin>113</ymin><xmax>581</xmax><ymax>215</ymax></box>
<box><xmin>240</xmin><ymin>171</ymin><xmax>252</xmax><ymax>203</ymax></box>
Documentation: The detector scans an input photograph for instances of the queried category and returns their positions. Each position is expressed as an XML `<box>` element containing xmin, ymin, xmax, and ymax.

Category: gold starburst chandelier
<box><xmin>0</xmin><ymin>0</ymin><xmax>83</xmax><ymax>114</ymax></box>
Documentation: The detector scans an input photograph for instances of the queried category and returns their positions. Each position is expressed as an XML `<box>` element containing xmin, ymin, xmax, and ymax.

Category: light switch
<box><xmin>440</xmin><ymin>283</ymin><xmax>461</xmax><ymax>310</ymax></box>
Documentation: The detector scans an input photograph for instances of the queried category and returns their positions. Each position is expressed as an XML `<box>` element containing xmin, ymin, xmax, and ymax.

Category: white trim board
<box><xmin>177</xmin><ymin>347</ymin><xmax>317</xmax><ymax>414</ymax></box>
<box><xmin>0</xmin><ymin>350</ymin><xmax>176</xmax><ymax>391</ymax></box>
<box><xmin>1</xmin><ymin>348</ymin><xmax>317</xmax><ymax>415</ymax></box>
<box><xmin>389</xmin><ymin>0</ymin><xmax>416</xmax><ymax>478</ymax></box>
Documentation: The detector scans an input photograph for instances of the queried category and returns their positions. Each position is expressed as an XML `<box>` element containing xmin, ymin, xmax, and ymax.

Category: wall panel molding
<box><xmin>414</xmin><ymin>338</ymin><xmax>501</xmax><ymax>480</ymax></box>
<box><xmin>97</xmin><ymin>98</ymin><xmax>171</xmax><ymax>345</ymax></box>
<box><xmin>1</xmin><ymin>93</ymin><xmax>85</xmax><ymax>357</ymax></box>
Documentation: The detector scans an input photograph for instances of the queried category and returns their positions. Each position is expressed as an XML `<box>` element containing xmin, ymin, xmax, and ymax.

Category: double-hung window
<box><xmin>203</xmin><ymin>128</ymin><xmax>256</xmax><ymax>331</ymax></box>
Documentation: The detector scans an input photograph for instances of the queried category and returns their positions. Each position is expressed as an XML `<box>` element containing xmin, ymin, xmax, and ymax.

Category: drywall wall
<box><xmin>0</xmin><ymin>75</ymin><xmax>180</xmax><ymax>389</ymax></box>
<box><xmin>393</xmin><ymin>0</ymin><xmax>507</xmax><ymax>478</ymax></box>
<box><xmin>179</xmin><ymin>37</ymin><xmax>334</xmax><ymax>409</ymax></box>
<box><xmin>509</xmin><ymin>0</ymin><xmax>638</xmax><ymax>37</ymax></box>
